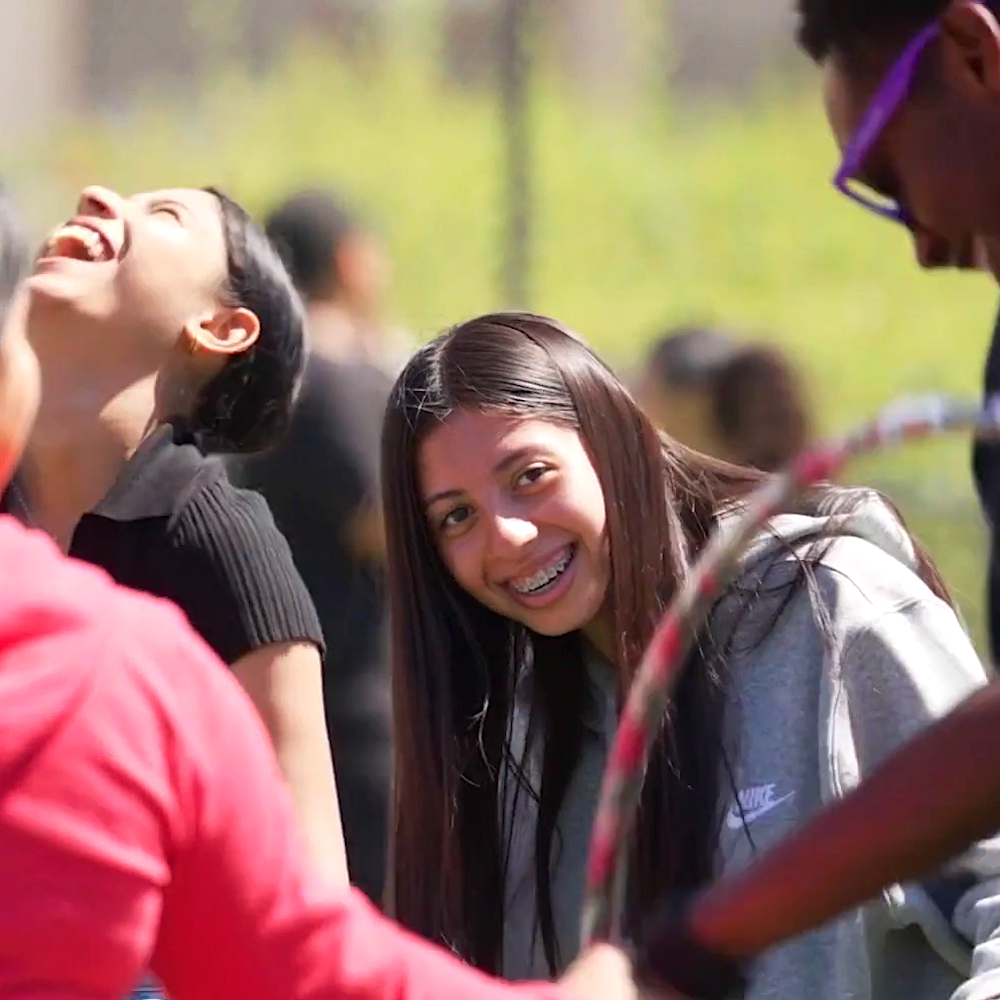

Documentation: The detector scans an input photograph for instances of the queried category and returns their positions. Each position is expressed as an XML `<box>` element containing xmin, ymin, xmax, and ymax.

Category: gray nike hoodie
<box><xmin>501</xmin><ymin>490</ymin><xmax>1000</xmax><ymax>1000</ymax></box>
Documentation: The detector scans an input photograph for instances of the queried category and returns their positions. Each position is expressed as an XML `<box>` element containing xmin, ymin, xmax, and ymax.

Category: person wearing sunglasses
<box><xmin>819</xmin><ymin>4</ymin><xmax>990</xmax><ymax>268</ymax></box>
<box><xmin>806</xmin><ymin>1</ymin><xmax>1000</xmax><ymax>653</ymax></box>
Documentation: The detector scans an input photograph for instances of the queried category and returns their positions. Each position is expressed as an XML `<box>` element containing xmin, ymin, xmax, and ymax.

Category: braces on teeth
<box><xmin>513</xmin><ymin>549</ymin><xmax>573</xmax><ymax>594</ymax></box>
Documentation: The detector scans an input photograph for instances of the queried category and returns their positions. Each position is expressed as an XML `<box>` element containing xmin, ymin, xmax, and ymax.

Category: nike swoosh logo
<box><xmin>725</xmin><ymin>792</ymin><xmax>795</xmax><ymax>831</ymax></box>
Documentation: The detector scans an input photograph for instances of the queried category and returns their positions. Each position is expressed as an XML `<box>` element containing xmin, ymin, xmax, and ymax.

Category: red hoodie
<box><xmin>0</xmin><ymin>516</ymin><xmax>567</xmax><ymax>1000</ymax></box>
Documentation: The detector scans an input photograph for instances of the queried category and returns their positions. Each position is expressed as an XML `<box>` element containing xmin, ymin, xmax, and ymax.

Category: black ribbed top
<box><xmin>168</xmin><ymin>478</ymin><xmax>324</xmax><ymax>664</ymax></box>
<box><xmin>61</xmin><ymin>424</ymin><xmax>324</xmax><ymax>667</ymax></box>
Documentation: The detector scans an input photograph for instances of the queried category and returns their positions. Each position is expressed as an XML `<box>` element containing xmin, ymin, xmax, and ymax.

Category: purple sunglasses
<box><xmin>833</xmin><ymin>22</ymin><xmax>939</xmax><ymax>226</ymax></box>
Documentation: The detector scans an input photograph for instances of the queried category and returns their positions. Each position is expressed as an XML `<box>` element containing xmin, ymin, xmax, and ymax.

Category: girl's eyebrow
<box><xmin>146</xmin><ymin>196</ymin><xmax>191</xmax><ymax>218</ymax></box>
<box><xmin>424</xmin><ymin>487</ymin><xmax>463</xmax><ymax>509</ymax></box>
<box><xmin>423</xmin><ymin>448</ymin><xmax>537</xmax><ymax>508</ymax></box>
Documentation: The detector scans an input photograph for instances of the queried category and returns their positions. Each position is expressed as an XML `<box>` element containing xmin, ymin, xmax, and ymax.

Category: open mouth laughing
<box><xmin>37</xmin><ymin>221</ymin><xmax>117</xmax><ymax>266</ymax></box>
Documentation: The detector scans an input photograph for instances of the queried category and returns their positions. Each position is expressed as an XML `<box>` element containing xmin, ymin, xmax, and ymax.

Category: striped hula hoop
<box><xmin>580</xmin><ymin>393</ymin><xmax>1000</xmax><ymax>946</ymax></box>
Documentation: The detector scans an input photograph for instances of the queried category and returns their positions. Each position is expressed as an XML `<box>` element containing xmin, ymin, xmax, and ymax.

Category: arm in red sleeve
<box><xmin>0</xmin><ymin>549</ymin><xmax>578</xmax><ymax>1000</ymax></box>
<box><xmin>151</xmin><ymin>613</ymin><xmax>574</xmax><ymax>1000</ymax></box>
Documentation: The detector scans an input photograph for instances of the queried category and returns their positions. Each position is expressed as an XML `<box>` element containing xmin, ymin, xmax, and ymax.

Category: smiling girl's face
<box><xmin>418</xmin><ymin>408</ymin><xmax>610</xmax><ymax>638</ymax></box>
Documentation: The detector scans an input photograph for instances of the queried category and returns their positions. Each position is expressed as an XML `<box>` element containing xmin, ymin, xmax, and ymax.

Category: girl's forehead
<box><xmin>134</xmin><ymin>188</ymin><xmax>223</xmax><ymax>231</ymax></box>
<box><xmin>417</xmin><ymin>411</ymin><xmax>583</xmax><ymax>492</ymax></box>
<box><xmin>135</xmin><ymin>187</ymin><xmax>209</xmax><ymax>205</ymax></box>
<box><xmin>423</xmin><ymin>410</ymin><xmax>576</xmax><ymax>454</ymax></box>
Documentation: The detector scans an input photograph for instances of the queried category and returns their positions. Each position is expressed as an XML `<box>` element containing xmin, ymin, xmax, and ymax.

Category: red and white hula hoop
<box><xmin>581</xmin><ymin>394</ymin><xmax>1000</xmax><ymax>945</ymax></box>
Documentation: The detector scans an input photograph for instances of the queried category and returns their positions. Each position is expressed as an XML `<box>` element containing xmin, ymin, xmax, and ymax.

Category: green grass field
<box><xmin>7</xmin><ymin>40</ymin><xmax>997</xmax><ymax>646</ymax></box>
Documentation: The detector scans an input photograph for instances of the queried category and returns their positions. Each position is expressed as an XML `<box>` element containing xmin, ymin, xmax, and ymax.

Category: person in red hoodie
<box><xmin>0</xmin><ymin>204</ymin><xmax>635</xmax><ymax>1000</ymax></box>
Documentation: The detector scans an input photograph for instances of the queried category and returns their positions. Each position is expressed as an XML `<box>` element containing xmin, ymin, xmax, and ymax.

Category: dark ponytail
<box><xmin>190</xmin><ymin>188</ymin><xmax>307</xmax><ymax>454</ymax></box>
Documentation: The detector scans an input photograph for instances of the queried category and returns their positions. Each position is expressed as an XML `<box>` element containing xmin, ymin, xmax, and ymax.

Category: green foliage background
<box><xmin>6</xmin><ymin>34</ymin><xmax>995</xmax><ymax>647</ymax></box>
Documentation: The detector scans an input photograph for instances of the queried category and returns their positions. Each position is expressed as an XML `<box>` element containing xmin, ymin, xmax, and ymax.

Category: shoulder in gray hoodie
<box><xmin>713</xmin><ymin>488</ymin><xmax>1000</xmax><ymax>1000</ymax></box>
<box><xmin>501</xmin><ymin>489</ymin><xmax>1000</xmax><ymax>1000</ymax></box>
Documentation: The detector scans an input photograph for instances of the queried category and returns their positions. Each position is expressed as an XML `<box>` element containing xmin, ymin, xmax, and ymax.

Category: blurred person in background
<box><xmin>0</xmin><ymin>181</ymin><xmax>27</xmax><ymax>318</ymax></box>
<box><xmin>633</xmin><ymin>324</ymin><xmax>813</xmax><ymax>472</ymax></box>
<box><xmin>792</xmin><ymin>0</ymin><xmax>1000</xmax><ymax>661</ymax></box>
<box><xmin>263</xmin><ymin>187</ymin><xmax>410</xmax><ymax>375</ymax></box>
<box><xmin>0</xmin><ymin>184</ymin><xmax>347</xmax><ymax>892</ymax></box>
<box><xmin>233</xmin><ymin>187</ymin><xmax>396</xmax><ymax>903</ymax></box>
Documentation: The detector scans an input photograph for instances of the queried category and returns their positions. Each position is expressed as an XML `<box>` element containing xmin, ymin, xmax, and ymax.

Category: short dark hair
<box><xmin>0</xmin><ymin>181</ymin><xmax>27</xmax><ymax>309</ymax></box>
<box><xmin>645</xmin><ymin>324</ymin><xmax>742</xmax><ymax>390</ymax></box>
<box><xmin>188</xmin><ymin>188</ymin><xmax>307</xmax><ymax>454</ymax></box>
<box><xmin>795</xmin><ymin>0</ymin><xmax>956</xmax><ymax>62</ymax></box>
<box><xmin>264</xmin><ymin>188</ymin><xmax>359</xmax><ymax>301</ymax></box>
<box><xmin>712</xmin><ymin>345</ymin><xmax>813</xmax><ymax>472</ymax></box>
<box><xmin>644</xmin><ymin>324</ymin><xmax>812</xmax><ymax>472</ymax></box>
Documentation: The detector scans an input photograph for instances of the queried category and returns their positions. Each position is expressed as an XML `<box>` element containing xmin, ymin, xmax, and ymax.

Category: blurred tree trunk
<box><xmin>442</xmin><ymin>0</ymin><xmax>641</xmax><ymax>101</ymax></box>
<box><xmin>0</xmin><ymin>0</ymin><xmax>82</xmax><ymax>138</ymax></box>
<box><xmin>499</xmin><ymin>0</ymin><xmax>532</xmax><ymax>307</ymax></box>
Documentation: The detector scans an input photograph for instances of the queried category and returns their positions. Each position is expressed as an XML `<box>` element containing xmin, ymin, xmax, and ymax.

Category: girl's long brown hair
<box><xmin>380</xmin><ymin>312</ymin><xmax>952</xmax><ymax>973</ymax></box>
